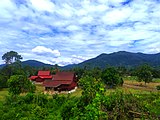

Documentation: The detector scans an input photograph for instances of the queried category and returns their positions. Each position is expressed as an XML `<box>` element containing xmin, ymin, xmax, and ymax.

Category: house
<box><xmin>30</xmin><ymin>71</ymin><xmax>52</xmax><ymax>82</ymax></box>
<box><xmin>43</xmin><ymin>72</ymin><xmax>77</xmax><ymax>92</ymax></box>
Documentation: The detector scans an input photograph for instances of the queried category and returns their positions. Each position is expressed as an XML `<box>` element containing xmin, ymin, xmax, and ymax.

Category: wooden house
<box><xmin>43</xmin><ymin>72</ymin><xmax>77</xmax><ymax>92</ymax></box>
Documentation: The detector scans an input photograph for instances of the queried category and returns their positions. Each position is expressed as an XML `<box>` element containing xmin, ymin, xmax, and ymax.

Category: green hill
<box><xmin>63</xmin><ymin>51</ymin><xmax>160</xmax><ymax>69</ymax></box>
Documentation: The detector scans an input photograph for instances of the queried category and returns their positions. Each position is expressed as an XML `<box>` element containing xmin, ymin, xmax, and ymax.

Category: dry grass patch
<box><xmin>0</xmin><ymin>88</ymin><xmax>8</xmax><ymax>102</ymax></box>
<box><xmin>35</xmin><ymin>84</ymin><xmax>45</xmax><ymax>93</ymax></box>
<box><xmin>124</xmin><ymin>80</ymin><xmax>160</xmax><ymax>92</ymax></box>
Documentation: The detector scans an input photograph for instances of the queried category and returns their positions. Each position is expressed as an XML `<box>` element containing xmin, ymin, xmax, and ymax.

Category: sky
<box><xmin>0</xmin><ymin>0</ymin><xmax>160</xmax><ymax>66</ymax></box>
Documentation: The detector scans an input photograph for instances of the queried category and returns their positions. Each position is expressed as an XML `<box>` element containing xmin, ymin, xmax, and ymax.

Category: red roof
<box><xmin>39</xmin><ymin>75</ymin><xmax>52</xmax><ymax>79</ymax></box>
<box><xmin>53</xmin><ymin>72</ymin><xmax>75</xmax><ymax>81</ymax></box>
<box><xmin>30</xmin><ymin>76</ymin><xmax>38</xmax><ymax>80</ymax></box>
<box><xmin>38</xmin><ymin>71</ymin><xmax>50</xmax><ymax>76</ymax></box>
<box><xmin>43</xmin><ymin>72</ymin><xmax>76</xmax><ymax>87</ymax></box>
<box><xmin>30</xmin><ymin>71</ymin><xmax>52</xmax><ymax>81</ymax></box>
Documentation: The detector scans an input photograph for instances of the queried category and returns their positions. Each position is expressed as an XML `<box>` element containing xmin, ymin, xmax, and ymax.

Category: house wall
<box><xmin>35</xmin><ymin>78</ymin><xmax>44</xmax><ymax>82</ymax></box>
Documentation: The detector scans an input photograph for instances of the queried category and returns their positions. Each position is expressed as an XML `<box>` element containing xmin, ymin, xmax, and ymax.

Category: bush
<box><xmin>156</xmin><ymin>85</ymin><xmax>160</xmax><ymax>90</ymax></box>
<box><xmin>101</xmin><ymin>67</ymin><xmax>123</xmax><ymax>88</ymax></box>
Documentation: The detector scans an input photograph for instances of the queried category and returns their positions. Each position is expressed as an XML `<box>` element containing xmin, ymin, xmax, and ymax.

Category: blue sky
<box><xmin>0</xmin><ymin>0</ymin><xmax>160</xmax><ymax>66</ymax></box>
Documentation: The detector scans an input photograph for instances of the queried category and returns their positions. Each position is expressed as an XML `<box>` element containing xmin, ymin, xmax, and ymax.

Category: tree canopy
<box><xmin>2</xmin><ymin>51</ymin><xmax>22</xmax><ymax>64</ymax></box>
<box><xmin>136</xmin><ymin>64</ymin><xmax>153</xmax><ymax>84</ymax></box>
<box><xmin>101</xmin><ymin>67</ymin><xmax>123</xmax><ymax>88</ymax></box>
<box><xmin>7</xmin><ymin>75</ymin><xmax>35</xmax><ymax>95</ymax></box>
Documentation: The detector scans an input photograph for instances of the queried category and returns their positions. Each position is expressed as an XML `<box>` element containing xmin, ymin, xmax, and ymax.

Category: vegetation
<box><xmin>156</xmin><ymin>85</ymin><xmax>160</xmax><ymax>90</ymax></box>
<box><xmin>2</xmin><ymin>51</ymin><xmax>22</xmax><ymax>64</ymax></box>
<box><xmin>0</xmin><ymin>51</ymin><xmax>160</xmax><ymax>119</ymax></box>
<box><xmin>136</xmin><ymin>64</ymin><xmax>153</xmax><ymax>84</ymax></box>
<box><xmin>0</xmin><ymin>88</ymin><xmax>159</xmax><ymax>119</ymax></box>
<box><xmin>63</xmin><ymin>51</ymin><xmax>160</xmax><ymax>69</ymax></box>
<box><xmin>101</xmin><ymin>67</ymin><xmax>123</xmax><ymax>87</ymax></box>
<box><xmin>8</xmin><ymin>75</ymin><xmax>36</xmax><ymax>95</ymax></box>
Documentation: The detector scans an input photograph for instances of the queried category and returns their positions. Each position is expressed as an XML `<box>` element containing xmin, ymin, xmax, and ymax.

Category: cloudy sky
<box><xmin>0</xmin><ymin>0</ymin><xmax>160</xmax><ymax>66</ymax></box>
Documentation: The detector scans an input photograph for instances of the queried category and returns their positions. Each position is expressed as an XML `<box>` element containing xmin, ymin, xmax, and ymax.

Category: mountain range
<box><xmin>63</xmin><ymin>51</ymin><xmax>160</xmax><ymax>69</ymax></box>
<box><xmin>0</xmin><ymin>51</ymin><xmax>160</xmax><ymax>69</ymax></box>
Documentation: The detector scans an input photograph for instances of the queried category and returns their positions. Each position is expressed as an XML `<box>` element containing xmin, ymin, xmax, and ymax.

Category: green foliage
<box><xmin>72</xmin><ymin>67</ymin><xmax>85</xmax><ymax>79</ymax></box>
<box><xmin>79</xmin><ymin>76</ymin><xmax>105</xmax><ymax>104</ymax></box>
<box><xmin>0</xmin><ymin>75</ymin><xmax>8</xmax><ymax>88</ymax></box>
<box><xmin>73</xmin><ymin>76</ymin><xmax>107</xmax><ymax>119</ymax></box>
<box><xmin>2</xmin><ymin>51</ymin><xmax>22</xmax><ymax>64</ymax></box>
<box><xmin>0</xmin><ymin>64</ymin><xmax>159</xmax><ymax>119</ymax></box>
<box><xmin>116</xmin><ymin>66</ymin><xmax>128</xmax><ymax>76</ymax></box>
<box><xmin>0</xmin><ymin>88</ymin><xmax>160</xmax><ymax>119</ymax></box>
<box><xmin>84</xmin><ymin>67</ymin><xmax>102</xmax><ymax>80</ymax></box>
<box><xmin>136</xmin><ymin>64</ymin><xmax>153</xmax><ymax>84</ymax></box>
<box><xmin>152</xmin><ymin>68</ymin><xmax>160</xmax><ymax>78</ymax></box>
<box><xmin>1</xmin><ymin>94</ymin><xmax>49</xmax><ymax>120</ymax></box>
<box><xmin>7</xmin><ymin>75</ymin><xmax>36</xmax><ymax>95</ymax></box>
<box><xmin>156</xmin><ymin>85</ymin><xmax>160</xmax><ymax>90</ymax></box>
<box><xmin>103</xmin><ymin>90</ymin><xmax>160</xmax><ymax>119</ymax></box>
<box><xmin>101</xmin><ymin>67</ymin><xmax>123</xmax><ymax>88</ymax></box>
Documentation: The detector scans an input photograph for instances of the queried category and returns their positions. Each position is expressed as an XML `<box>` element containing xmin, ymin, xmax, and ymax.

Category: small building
<box><xmin>43</xmin><ymin>72</ymin><xmax>77</xmax><ymax>92</ymax></box>
<box><xmin>30</xmin><ymin>71</ymin><xmax>52</xmax><ymax>82</ymax></box>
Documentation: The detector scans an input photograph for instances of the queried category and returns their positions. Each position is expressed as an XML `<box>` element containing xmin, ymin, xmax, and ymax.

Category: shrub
<box><xmin>156</xmin><ymin>85</ymin><xmax>160</xmax><ymax>90</ymax></box>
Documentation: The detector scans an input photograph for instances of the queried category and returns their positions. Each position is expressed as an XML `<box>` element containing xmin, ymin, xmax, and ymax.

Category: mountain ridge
<box><xmin>0</xmin><ymin>60</ymin><xmax>53</xmax><ymax>68</ymax></box>
<box><xmin>63</xmin><ymin>51</ymin><xmax>160</xmax><ymax>69</ymax></box>
<box><xmin>0</xmin><ymin>51</ymin><xmax>160</xmax><ymax>69</ymax></box>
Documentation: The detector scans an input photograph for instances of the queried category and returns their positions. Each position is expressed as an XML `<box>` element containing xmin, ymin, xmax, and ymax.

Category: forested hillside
<box><xmin>63</xmin><ymin>51</ymin><xmax>160</xmax><ymax>69</ymax></box>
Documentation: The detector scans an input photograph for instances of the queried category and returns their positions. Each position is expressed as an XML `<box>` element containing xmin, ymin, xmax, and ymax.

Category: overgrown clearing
<box><xmin>0</xmin><ymin>79</ymin><xmax>159</xmax><ymax>102</ymax></box>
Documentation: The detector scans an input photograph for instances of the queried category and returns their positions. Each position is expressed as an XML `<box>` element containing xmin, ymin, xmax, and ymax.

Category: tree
<box><xmin>136</xmin><ymin>64</ymin><xmax>153</xmax><ymax>85</ymax></box>
<box><xmin>7</xmin><ymin>75</ymin><xmax>36</xmax><ymax>95</ymax></box>
<box><xmin>72</xmin><ymin>76</ymin><xmax>106</xmax><ymax>119</ymax></box>
<box><xmin>152</xmin><ymin>68</ymin><xmax>160</xmax><ymax>78</ymax></box>
<box><xmin>73</xmin><ymin>67</ymin><xmax>85</xmax><ymax>79</ymax></box>
<box><xmin>117</xmin><ymin>66</ymin><xmax>128</xmax><ymax>77</ymax></box>
<box><xmin>83</xmin><ymin>67</ymin><xmax>102</xmax><ymax>80</ymax></box>
<box><xmin>79</xmin><ymin>76</ymin><xmax>105</xmax><ymax>105</ymax></box>
<box><xmin>2</xmin><ymin>51</ymin><xmax>22</xmax><ymax>64</ymax></box>
<box><xmin>0</xmin><ymin>75</ymin><xmax>8</xmax><ymax>89</ymax></box>
<box><xmin>101</xmin><ymin>67</ymin><xmax>123</xmax><ymax>88</ymax></box>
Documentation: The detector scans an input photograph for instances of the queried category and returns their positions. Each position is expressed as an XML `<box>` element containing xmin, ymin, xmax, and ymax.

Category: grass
<box><xmin>123</xmin><ymin>76</ymin><xmax>138</xmax><ymax>81</ymax></box>
<box><xmin>0</xmin><ymin>88</ymin><xmax>8</xmax><ymax>102</ymax></box>
<box><xmin>152</xmin><ymin>78</ymin><xmax>160</xmax><ymax>83</ymax></box>
<box><xmin>35</xmin><ymin>84</ymin><xmax>45</xmax><ymax>93</ymax></box>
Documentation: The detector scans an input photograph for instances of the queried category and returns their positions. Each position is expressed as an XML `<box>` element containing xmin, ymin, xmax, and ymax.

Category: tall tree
<box><xmin>2</xmin><ymin>51</ymin><xmax>22</xmax><ymax>64</ymax></box>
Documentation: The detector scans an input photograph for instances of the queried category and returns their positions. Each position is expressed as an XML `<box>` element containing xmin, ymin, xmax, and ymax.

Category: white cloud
<box><xmin>32</xmin><ymin>46</ymin><xmax>60</xmax><ymax>57</ymax></box>
<box><xmin>102</xmin><ymin>7</ymin><xmax>133</xmax><ymax>25</ymax></box>
<box><xmin>0</xmin><ymin>0</ymin><xmax>160</xmax><ymax>65</ymax></box>
<box><xmin>29</xmin><ymin>0</ymin><xmax>55</xmax><ymax>12</ymax></box>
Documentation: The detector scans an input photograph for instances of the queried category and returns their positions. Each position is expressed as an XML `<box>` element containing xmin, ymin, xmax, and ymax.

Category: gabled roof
<box><xmin>38</xmin><ymin>71</ymin><xmax>50</xmax><ymax>76</ymax></box>
<box><xmin>53</xmin><ymin>72</ymin><xmax>75</xmax><ymax>81</ymax></box>
<box><xmin>30</xmin><ymin>76</ymin><xmax>38</xmax><ymax>80</ymax></box>
<box><xmin>30</xmin><ymin>71</ymin><xmax>52</xmax><ymax>81</ymax></box>
<box><xmin>43</xmin><ymin>72</ymin><xmax>76</xmax><ymax>87</ymax></box>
